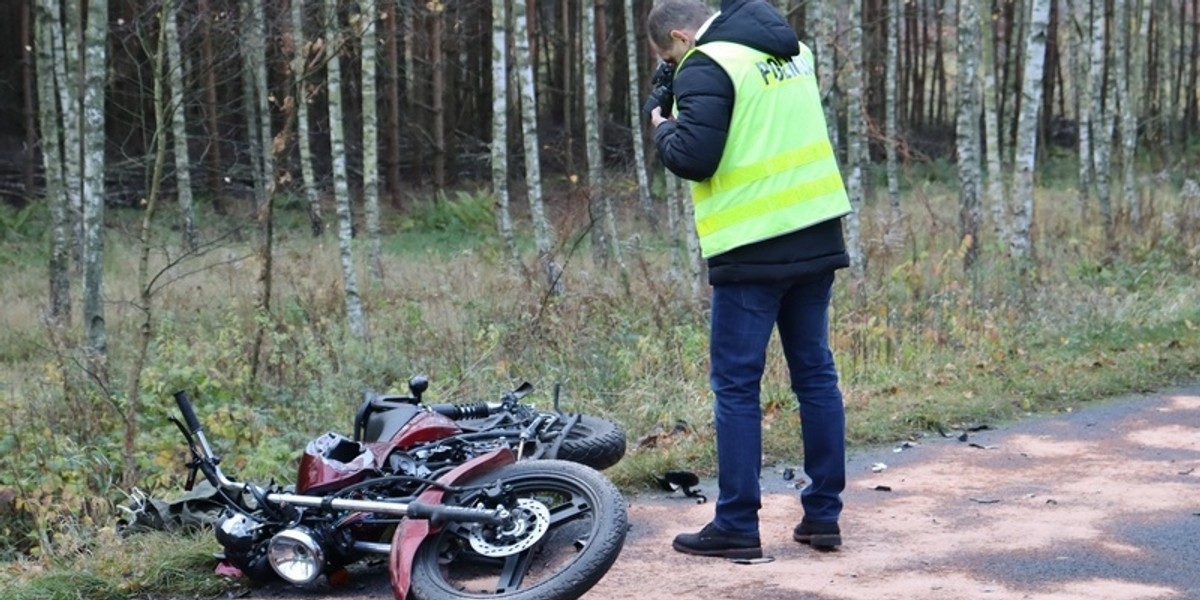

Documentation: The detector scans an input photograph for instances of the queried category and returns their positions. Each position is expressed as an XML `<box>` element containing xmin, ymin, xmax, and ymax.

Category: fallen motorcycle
<box><xmin>353</xmin><ymin>375</ymin><xmax>627</xmax><ymax>471</ymax></box>
<box><xmin>169</xmin><ymin>379</ymin><xmax>628</xmax><ymax>600</ymax></box>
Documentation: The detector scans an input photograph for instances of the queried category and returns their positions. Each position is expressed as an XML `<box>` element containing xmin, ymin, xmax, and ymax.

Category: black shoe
<box><xmin>793</xmin><ymin>518</ymin><xmax>841</xmax><ymax>550</ymax></box>
<box><xmin>672</xmin><ymin>522</ymin><xmax>763</xmax><ymax>559</ymax></box>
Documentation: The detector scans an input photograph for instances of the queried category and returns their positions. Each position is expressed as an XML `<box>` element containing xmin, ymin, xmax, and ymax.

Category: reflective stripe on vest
<box><xmin>678</xmin><ymin>41</ymin><xmax>851</xmax><ymax>258</ymax></box>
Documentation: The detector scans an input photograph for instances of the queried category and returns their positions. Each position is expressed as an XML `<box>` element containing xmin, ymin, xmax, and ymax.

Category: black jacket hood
<box><xmin>700</xmin><ymin>0</ymin><xmax>800</xmax><ymax>58</ymax></box>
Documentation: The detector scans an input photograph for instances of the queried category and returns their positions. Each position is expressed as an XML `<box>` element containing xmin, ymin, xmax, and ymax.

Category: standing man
<box><xmin>645</xmin><ymin>0</ymin><xmax>852</xmax><ymax>559</ymax></box>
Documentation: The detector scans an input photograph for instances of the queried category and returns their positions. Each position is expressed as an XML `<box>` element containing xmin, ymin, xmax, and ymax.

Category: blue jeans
<box><xmin>709</xmin><ymin>272</ymin><xmax>845</xmax><ymax>535</ymax></box>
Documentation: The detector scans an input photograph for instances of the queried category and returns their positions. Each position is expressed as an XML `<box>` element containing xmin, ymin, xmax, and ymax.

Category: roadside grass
<box><xmin>1</xmin><ymin>172</ymin><xmax>1198</xmax><ymax>598</ymax></box>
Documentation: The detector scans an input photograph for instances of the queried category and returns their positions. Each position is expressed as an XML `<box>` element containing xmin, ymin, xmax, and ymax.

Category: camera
<box><xmin>642</xmin><ymin>62</ymin><xmax>676</xmax><ymax>119</ymax></box>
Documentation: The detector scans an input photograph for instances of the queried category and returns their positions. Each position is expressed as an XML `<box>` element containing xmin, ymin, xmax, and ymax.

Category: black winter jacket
<box><xmin>653</xmin><ymin>0</ymin><xmax>850</xmax><ymax>285</ymax></box>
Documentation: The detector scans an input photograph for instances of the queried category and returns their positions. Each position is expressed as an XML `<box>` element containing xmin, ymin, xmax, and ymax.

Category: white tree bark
<box><xmin>980</xmin><ymin>0</ymin><xmax>1007</xmax><ymax>241</ymax></box>
<box><xmin>360</xmin><ymin>0</ymin><xmax>383</xmax><ymax>280</ymax></box>
<box><xmin>582</xmin><ymin>0</ymin><xmax>606</xmax><ymax>266</ymax></box>
<box><xmin>669</xmin><ymin>171</ymin><xmax>705</xmax><ymax>303</ymax></box>
<box><xmin>811</xmin><ymin>0</ymin><xmax>840</xmax><ymax>152</ymax></box>
<box><xmin>1089</xmin><ymin>0</ymin><xmax>1115</xmax><ymax>249</ymax></box>
<box><xmin>1071</xmin><ymin>0</ymin><xmax>1093</xmax><ymax>209</ymax></box>
<box><xmin>35</xmin><ymin>0</ymin><xmax>70</xmax><ymax>324</ymax></box>
<box><xmin>81</xmin><ymin>0</ymin><xmax>108</xmax><ymax>367</ymax></box>
<box><xmin>292</xmin><ymin>0</ymin><xmax>324</xmax><ymax>236</ymax></box>
<box><xmin>491</xmin><ymin>0</ymin><xmax>524</xmax><ymax>273</ymax></box>
<box><xmin>513</xmin><ymin>0</ymin><xmax>562</xmax><ymax>293</ymax></box>
<box><xmin>956</xmin><ymin>0</ymin><xmax>983</xmax><ymax>269</ymax></box>
<box><xmin>844</xmin><ymin>1</ymin><xmax>866</xmax><ymax>279</ymax></box>
<box><xmin>583</xmin><ymin>0</ymin><xmax>620</xmax><ymax>269</ymax></box>
<box><xmin>623</xmin><ymin>0</ymin><xmax>656</xmax><ymax>231</ymax></box>
<box><xmin>1121</xmin><ymin>0</ymin><xmax>1149</xmax><ymax>225</ymax></box>
<box><xmin>1009</xmin><ymin>0</ymin><xmax>1052</xmax><ymax>264</ymax></box>
<box><xmin>166</xmin><ymin>0</ymin><xmax>197</xmax><ymax>251</ymax></box>
<box><xmin>326</xmin><ymin>0</ymin><xmax>367</xmax><ymax>338</ymax></box>
<box><xmin>885</xmin><ymin>0</ymin><xmax>900</xmax><ymax>213</ymax></box>
<box><xmin>59</xmin><ymin>0</ymin><xmax>82</xmax><ymax>266</ymax></box>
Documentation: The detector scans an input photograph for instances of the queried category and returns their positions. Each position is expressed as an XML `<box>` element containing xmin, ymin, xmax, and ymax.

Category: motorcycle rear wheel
<box><xmin>408</xmin><ymin>460</ymin><xmax>627</xmax><ymax>600</ymax></box>
<box><xmin>547</xmin><ymin>414</ymin><xmax>627</xmax><ymax>471</ymax></box>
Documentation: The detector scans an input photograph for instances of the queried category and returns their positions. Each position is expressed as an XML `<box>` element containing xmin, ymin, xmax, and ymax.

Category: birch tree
<box><xmin>81</xmin><ymin>0</ymin><xmax>109</xmax><ymax>374</ymax></box>
<box><xmin>980</xmin><ymin>0</ymin><xmax>1007</xmax><ymax>240</ymax></box>
<box><xmin>845</xmin><ymin>1</ymin><xmax>866</xmax><ymax>279</ymax></box>
<box><xmin>624</xmin><ymin>0</ymin><xmax>656</xmax><ymax>231</ymax></box>
<box><xmin>669</xmin><ymin>170</ymin><xmax>705</xmax><ymax>304</ymax></box>
<box><xmin>811</xmin><ymin>0</ymin><xmax>840</xmax><ymax>151</ymax></box>
<box><xmin>514</xmin><ymin>0</ymin><xmax>562</xmax><ymax>293</ymax></box>
<box><xmin>1008</xmin><ymin>0</ymin><xmax>1052</xmax><ymax>265</ymax></box>
<box><xmin>956</xmin><ymin>0</ymin><xmax>983</xmax><ymax>270</ymax></box>
<box><xmin>1121</xmin><ymin>0</ymin><xmax>1149</xmax><ymax>225</ymax></box>
<box><xmin>491</xmin><ymin>0</ymin><xmax>524</xmax><ymax>274</ymax></box>
<box><xmin>360</xmin><ymin>0</ymin><xmax>384</xmax><ymax>279</ymax></box>
<box><xmin>583</xmin><ymin>0</ymin><xmax>618</xmax><ymax>268</ymax></box>
<box><xmin>1072</xmin><ymin>0</ymin><xmax>1093</xmax><ymax>209</ymax></box>
<box><xmin>326</xmin><ymin>0</ymin><xmax>367</xmax><ymax>338</ymax></box>
<box><xmin>35</xmin><ymin>0</ymin><xmax>69</xmax><ymax>324</ymax></box>
<box><xmin>292</xmin><ymin>0</ymin><xmax>324</xmax><ymax>236</ymax></box>
<box><xmin>885</xmin><ymin>0</ymin><xmax>901</xmax><ymax>213</ymax></box>
<box><xmin>1089</xmin><ymin>0</ymin><xmax>1116</xmax><ymax>250</ymax></box>
<box><xmin>165</xmin><ymin>0</ymin><xmax>198</xmax><ymax>251</ymax></box>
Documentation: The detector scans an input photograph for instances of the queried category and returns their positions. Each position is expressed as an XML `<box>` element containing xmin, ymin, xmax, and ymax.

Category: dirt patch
<box><xmin>246</xmin><ymin>389</ymin><xmax>1200</xmax><ymax>600</ymax></box>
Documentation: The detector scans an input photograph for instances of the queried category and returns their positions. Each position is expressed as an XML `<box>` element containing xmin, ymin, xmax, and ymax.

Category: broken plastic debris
<box><xmin>871</xmin><ymin>462</ymin><xmax>887</xmax><ymax>473</ymax></box>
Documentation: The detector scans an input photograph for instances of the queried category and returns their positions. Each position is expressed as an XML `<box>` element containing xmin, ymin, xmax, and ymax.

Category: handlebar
<box><xmin>173</xmin><ymin>390</ymin><xmax>203</xmax><ymax>434</ymax></box>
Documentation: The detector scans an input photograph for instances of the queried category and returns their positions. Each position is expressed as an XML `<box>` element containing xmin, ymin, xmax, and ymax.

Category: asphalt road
<box><xmin>245</xmin><ymin>387</ymin><xmax>1200</xmax><ymax>600</ymax></box>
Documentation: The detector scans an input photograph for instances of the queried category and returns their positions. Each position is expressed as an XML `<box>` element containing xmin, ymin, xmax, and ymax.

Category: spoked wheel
<box><xmin>408</xmin><ymin>460</ymin><xmax>627</xmax><ymax>600</ymax></box>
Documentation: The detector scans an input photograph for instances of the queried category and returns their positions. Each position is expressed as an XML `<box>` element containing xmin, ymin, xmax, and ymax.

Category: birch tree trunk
<box><xmin>81</xmin><ymin>0</ymin><xmax>108</xmax><ymax>376</ymax></box>
<box><xmin>1072</xmin><ymin>0</ymin><xmax>1093</xmax><ymax>209</ymax></box>
<box><xmin>292</xmin><ymin>0</ymin><xmax>324</xmax><ymax>236</ymax></box>
<box><xmin>957</xmin><ymin>0</ymin><xmax>983</xmax><ymax>270</ymax></box>
<box><xmin>58</xmin><ymin>0</ymin><xmax>82</xmax><ymax>268</ymax></box>
<box><xmin>35</xmin><ymin>0</ymin><xmax>70</xmax><ymax>324</ymax></box>
<box><xmin>1009</xmin><ymin>0</ymin><xmax>1052</xmax><ymax>266</ymax></box>
<box><xmin>845</xmin><ymin>1</ymin><xmax>866</xmax><ymax>279</ymax></box>
<box><xmin>431</xmin><ymin>4</ymin><xmax>446</xmax><ymax>192</ymax></box>
<box><xmin>165</xmin><ymin>0</ymin><xmax>197</xmax><ymax>251</ymax></box>
<box><xmin>624</xmin><ymin>0</ymin><xmax>656</xmax><ymax>231</ymax></box>
<box><xmin>514</xmin><ymin>0</ymin><xmax>562</xmax><ymax>294</ymax></box>
<box><xmin>491</xmin><ymin>0</ymin><xmax>525</xmax><ymax>275</ymax></box>
<box><xmin>885</xmin><ymin>0</ymin><xmax>901</xmax><ymax>213</ymax></box>
<box><xmin>360</xmin><ymin>0</ymin><xmax>384</xmax><ymax>280</ymax></box>
<box><xmin>1121</xmin><ymin>0</ymin><xmax>1148</xmax><ymax>225</ymax></box>
<box><xmin>670</xmin><ymin>170</ymin><xmax>705</xmax><ymax>304</ymax></box>
<box><xmin>21</xmin><ymin>0</ymin><xmax>35</xmax><ymax>207</ymax></box>
<box><xmin>326</xmin><ymin>0</ymin><xmax>367</xmax><ymax>338</ymax></box>
<box><xmin>812</xmin><ymin>0</ymin><xmax>840</xmax><ymax>152</ymax></box>
<box><xmin>980</xmin><ymin>0</ymin><xmax>1007</xmax><ymax>240</ymax></box>
<box><xmin>1089</xmin><ymin>0</ymin><xmax>1116</xmax><ymax>251</ymax></box>
<box><xmin>583</xmin><ymin>0</ymin><xmax>617</xmax><ymax>269</ymax></box>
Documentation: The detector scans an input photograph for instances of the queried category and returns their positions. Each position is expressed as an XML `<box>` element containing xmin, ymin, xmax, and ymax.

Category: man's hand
<box><xmin>649</xmin><ymin>106</ymin><xmax>670</xmax><ymax>129</ymax></box>
<box><xmin>642</xmin><ymin>61</ymin><xmax>675</xmax><ymax>124</ymax></box>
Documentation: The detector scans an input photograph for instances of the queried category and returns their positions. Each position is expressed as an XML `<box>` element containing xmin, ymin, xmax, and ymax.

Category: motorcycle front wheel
<box><xmin>408</xmin><ymin>460</ymin><xmax>627</xmax><ymax>600</ymax></box>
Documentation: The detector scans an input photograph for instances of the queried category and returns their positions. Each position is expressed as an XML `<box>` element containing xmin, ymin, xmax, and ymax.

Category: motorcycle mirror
<box><xmin>409</xmin><ymin>374</ymin><xmax>429</xmax><ymax>399</ymax></box>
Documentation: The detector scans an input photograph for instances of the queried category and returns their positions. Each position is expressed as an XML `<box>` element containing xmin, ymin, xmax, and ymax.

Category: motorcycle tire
<box><xmin>546</xmin><ymin>414</ymin><xmax>627</xmax><ymax>471</ymax></box>
<box><xmin>408</xmin><ymin>459</ymin><xmax>628</xmax><ymax>600</ymax></box>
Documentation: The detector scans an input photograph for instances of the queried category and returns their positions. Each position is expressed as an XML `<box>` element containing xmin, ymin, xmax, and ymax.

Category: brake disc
<box><xmin>466</xmin><ymin>497</ymin><xmax>551</xmax><ymax>557</ymax></box>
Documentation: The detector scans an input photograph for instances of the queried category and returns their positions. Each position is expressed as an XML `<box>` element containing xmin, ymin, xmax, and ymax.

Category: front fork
<box><xmin>388</xmin><ymin>448</ymin><xmax>517</xmax><ymax>600</ymax></box>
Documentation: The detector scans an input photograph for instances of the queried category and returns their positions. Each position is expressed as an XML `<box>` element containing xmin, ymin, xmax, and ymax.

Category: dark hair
<box><xmin>647</xmin><ymin>0</ymin><xmax>715</xmax><ymax>49</ymax></box>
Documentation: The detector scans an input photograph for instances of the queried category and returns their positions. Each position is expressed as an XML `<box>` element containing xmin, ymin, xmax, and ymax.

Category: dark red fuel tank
<box><xmin>296</xmin><ymin>411</ymin><xmax>464</xmax><ymax>494</ymax></box>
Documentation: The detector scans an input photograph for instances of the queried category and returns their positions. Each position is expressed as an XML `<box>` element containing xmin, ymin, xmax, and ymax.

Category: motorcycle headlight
<box><xmin>267</xmin><ymin>527</ymin><xmax>325</xmax><ymax>584</ymax></box>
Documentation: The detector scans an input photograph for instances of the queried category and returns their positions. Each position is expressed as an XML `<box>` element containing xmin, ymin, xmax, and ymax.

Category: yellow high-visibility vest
<box><xmin>676</xmin><ymin>41</ymin><xmax>851</xmax><ymax>258</ymax></box>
